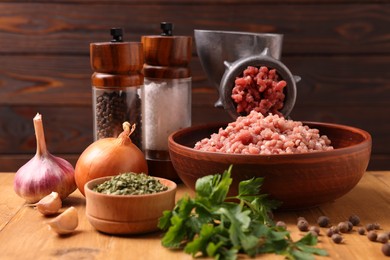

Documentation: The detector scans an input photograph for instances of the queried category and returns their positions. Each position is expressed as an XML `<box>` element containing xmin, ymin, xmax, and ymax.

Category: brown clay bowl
<box><xmin>84</xmin><ymin>176</ymin><xmax>177</xmax><ymax>235</ymax></box>
<box><xmin>168</xmin><ymin>122</ymin><xmax>371</xmax><ymax>209</ymax></box>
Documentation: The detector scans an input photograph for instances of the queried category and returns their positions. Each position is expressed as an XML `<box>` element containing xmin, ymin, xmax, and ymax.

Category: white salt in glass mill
<box><xmin>141</xmin><ymin>22</ymin><xmax>192</xmax><ymax>180</ymax></box>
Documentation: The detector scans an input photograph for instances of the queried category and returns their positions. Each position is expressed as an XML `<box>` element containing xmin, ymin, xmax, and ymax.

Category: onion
<box><xmin>13</xmin><ymin>113</ymin><xmax>76</xmax><ymax>203</ymax></box>
<box><xmin>75</xmin><ymin>122</ymin><xmax>148</xmax><ymax>195</ymax></box>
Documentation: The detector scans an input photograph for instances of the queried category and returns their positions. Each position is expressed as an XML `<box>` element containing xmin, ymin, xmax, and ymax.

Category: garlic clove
<box><xmin>30</xmin><ymin>191</ymin><xmax>62</xmax><ymax>216</ymax></box>
<box><xmin>47</xmin><ymin>206</ymin><xmax>78</xmax><ymax>235</ymax></box>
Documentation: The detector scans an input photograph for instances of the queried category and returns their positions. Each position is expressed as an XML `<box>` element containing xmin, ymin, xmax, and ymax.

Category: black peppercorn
<box><xmin>338</xmin><ymin>222</ymin><xmax>349</xmax><ymax>233</ymax></box>
<box><xmin>382</xmin><ymin>243</ymin><xmax>390</xmax><ymax>257</ymax></box>
<box><xmin>276</xmin><ymin>221</ymin><xmax>286</xmax><ymax>229</ymax></box>
<box><xmin>327</xmin><ymin>226</ymin><xmax>339</xmax><ymax>237</ymax></box>
<box><xmin>317</xmin><ymin>216</ymin><xmax>330</xmax><ymax>228</ymax></box>
<box><xmin>367</xmin><ymin>230</ymin><xmax>378</xmax><ymax>242</ymax></box>
<box><xmin>297</xmin><ymin>219</ymin><xmax>309</xmax><ymax>232</ymax></box>
<box><xmin>366</xmin><ymin>223</ymin><xmax>376</xmax><ymax>231</ymax></box>
<box><xmin>309</xmin><ymin>230</ymin><xmax>318</xmax><ymax>238</ymax></box>
<box><xmin>347</xmin><ymin>221</ymin><xmax>353</xmax><ymax>232</ymax></box>
<box><xmin>374</xmin><ymin>223</ymin><xmax>381</xmax><ymax>230</ymax></box>
<box><xmin>309</xmin><ymin>226</ymin><xmax>320</xmax><ymax>236</ymax></box>
<box><xmin>358</xmin><ymin>227</ymin><xmax>366</xmax><ymax>235</ymax></box>
<box><xmin>348</xmin><ymin>214</ymin><xmax>360</xmax><ymax>226</ymax></box>
<box><xmin>331</xmin><ymin>233</ymin><xmax>343</xmax><ymax>244</ymax></box>
<box><xmin>367</xmin><ymin>222</ymin><xmax>381</xmax><ymax>231</ymax></box>
<box><xmin>378</xmin><ymin>233</ymin><xmax>389</xmax><ymax>244</ymax></box>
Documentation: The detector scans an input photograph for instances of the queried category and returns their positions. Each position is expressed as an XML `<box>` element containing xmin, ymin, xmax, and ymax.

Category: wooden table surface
<box><xmin>1</xmin><ymin>171</ymin><xmax>390</xmax><ymax>260</ymax></box>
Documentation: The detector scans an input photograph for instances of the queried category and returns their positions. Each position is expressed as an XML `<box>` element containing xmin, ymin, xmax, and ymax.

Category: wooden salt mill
<box><xmin>141</xmin><ymin>22</ymin><xmax>192</xmax><ymax>180</ymax></box>
<box><xmin>90</xmin><ymin>28</ymin><xmax>143</xmax><ymax>149</ymax></box>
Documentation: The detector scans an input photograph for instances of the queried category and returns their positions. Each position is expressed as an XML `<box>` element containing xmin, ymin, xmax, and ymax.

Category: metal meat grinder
<box><xmin>194</xmin><ymin>29</ymin><xmax>300</xmax><ymax>119</ymax></box>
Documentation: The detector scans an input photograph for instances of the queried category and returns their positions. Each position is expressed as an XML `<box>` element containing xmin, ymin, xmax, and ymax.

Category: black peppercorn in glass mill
<box><xmin>90</xmin><ymin>28</ymin><xmax>143</xmax><ymax>149</ymax></box>
<box><xmin>141</xmin><ymin>23</ymin><xmax>192</xmax><ymax>180</ymax></box>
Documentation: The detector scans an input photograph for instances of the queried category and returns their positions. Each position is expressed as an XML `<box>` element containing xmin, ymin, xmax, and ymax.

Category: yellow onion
<box><xmin>14</xmin><ymin>113</ymin><xmax>76</xmax><ymax>203</ymax></box>
<box><xmin>75</xmin><ymin>122</ymin><xmax>148</xmax><ymax>195</ymax></box>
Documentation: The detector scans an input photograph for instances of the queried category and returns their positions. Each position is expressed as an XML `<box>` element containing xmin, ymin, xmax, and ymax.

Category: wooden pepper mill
<box><xmin>141</xmin><ymin>22</ymin><xmax>192</xmax><ymax>180</ymax></box>
<box><xmin>90</xmin><ymin>28</ymin><xmax>144</xmax><ymax>149</ymax></box>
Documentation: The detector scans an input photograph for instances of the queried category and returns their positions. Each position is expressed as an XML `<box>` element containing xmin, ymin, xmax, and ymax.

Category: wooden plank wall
<box><xmin>0</xmin><ymin>0</ymin><xmax>389</xmax><ymax>171</ymax></box>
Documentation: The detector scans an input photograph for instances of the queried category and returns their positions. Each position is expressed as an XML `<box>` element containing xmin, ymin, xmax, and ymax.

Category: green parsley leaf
<box><xmin>238</xmin><ymin>176</ymin><xmax>264</xmax><ymax>199</ymax></box>
<box><xmin>185</xmin><ymin>224</ymin><xmax>215</xmax><ymax>256</ymax></box>
<box><xmin>158</xmin><ymin>165</ymin><xmax>327</xmax><ymax>259</ymax></box>
<box><xmin>196</xmin><ymin>166</ymin><xmax>232</xmax><ymax>204</ymax></box>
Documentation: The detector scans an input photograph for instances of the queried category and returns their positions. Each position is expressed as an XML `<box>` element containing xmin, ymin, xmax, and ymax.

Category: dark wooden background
<box><xmin>0</xmin><ymin>0</ymin><xmax>389</xmax><ymax>171</ymax></box>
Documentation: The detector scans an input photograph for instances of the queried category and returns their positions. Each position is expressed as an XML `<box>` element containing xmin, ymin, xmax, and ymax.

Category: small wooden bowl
<box><xmin>168</xmin><ymin>122</ymin><xmax>371</xmax><ymax>209</ymax></box>
<box><xmin>84</xmin><ymin>176</ymin><xmax>177</xmax><ymax>235</ymax></box>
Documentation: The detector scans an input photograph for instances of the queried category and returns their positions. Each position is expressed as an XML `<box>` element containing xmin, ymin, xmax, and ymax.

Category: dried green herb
<box><xmin>158</xmin><ymin>165</ymin><xmax>328</xmax><ymax>260</ymax></box>
<box><xmin>93</xmin><ymin>173</ymin><xmax>168</xmax><ymax>195</ymax></box>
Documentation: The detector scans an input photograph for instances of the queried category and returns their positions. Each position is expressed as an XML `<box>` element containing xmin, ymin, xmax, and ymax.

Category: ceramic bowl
<box><xmin>84</xmin><ymin>176</ymin><xmax>177</xmax><ymax>235</ymax></box>
<box><xmin>168</xmin><ymin>121</ymin><xmax>371</xmax><ymax>209</ymax></box>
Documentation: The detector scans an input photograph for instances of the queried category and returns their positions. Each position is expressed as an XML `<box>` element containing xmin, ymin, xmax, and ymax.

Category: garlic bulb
<box><xmin>27</xmin><ymin>191</ymin><xmax>62</xmax><ymax>215</ymax></box>
<box><xmin>14</xmin><ymin>113</ymin><xmax>76</xmax><ymax>203</ymax></box>
<box><xmin>47</xmin><ymin>206</ymin><xmax>78</xmax><ymax>235</ymax></box>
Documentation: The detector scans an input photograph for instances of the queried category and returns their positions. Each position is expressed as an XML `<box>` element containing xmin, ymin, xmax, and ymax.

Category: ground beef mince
<box><xmin>231</xmin><ymin>66</ymin><xmax>287</xmax><ymax>116</ymax></box>
<box><xmin>194</xmin><ymin>111</ymin><xmax>333</xmax><ymax>155</ymax></box>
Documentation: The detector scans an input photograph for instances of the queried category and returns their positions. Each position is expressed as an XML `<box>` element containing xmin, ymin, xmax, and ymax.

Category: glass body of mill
<box><xmin>141</xmin><ymin>23</ymin><xmax>192</xmax><ymax>180</ymax></box>
<box><xmin>90</xmin><ymin>28</ymin><xmax>143</xmax><ymax>149</ymax></box>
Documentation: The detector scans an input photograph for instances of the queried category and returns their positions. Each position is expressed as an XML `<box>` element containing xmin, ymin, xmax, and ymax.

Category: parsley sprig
<box><xmin>158</xmin><ymin>165</ymin><xmax>328</xmax><ymax>260</ymax></box>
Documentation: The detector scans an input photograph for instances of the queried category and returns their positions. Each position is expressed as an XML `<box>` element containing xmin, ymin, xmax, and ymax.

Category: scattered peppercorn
<box><xmin>309</xmin><ymin>230</ymin><xmax>318</xmax><ymax>238</ymax></box>
<box><xmin>367</xmin><ymin>231</ymin><xmax>378</xmax><ymax>242</ymax></box>
<box><xmin>382</xmin><ymin>243</ymin><xmax>390</xmax><ymax>257</ymax></box>
<box><xmin>338</xmin><ymin>222</ymin><xmax>349</xmax><ymax>233</ymax></box>
<box><xmin>366</xmin><ymin>223</ymin><xmax>376</xmax><ymax>231</ymax></box>
<box><xmin>327</xmin><ymin>226</ymin><xmax>340</xmax><ymax>237</ymax></box>
<box><xmin>317</xmin><ymin>216</ymin><xmax>330</xmax><ymax>227</ymax></box>
<box><xmin>358</xmin><ymin>227</ymin><xmax>366</xmax><ymax>235</ymax></box>
<box><xmin>378</xmin><ymin>233</ymin><xmax>389</xmax><ymax>244</ymax></box>
<box><xmin>331</xmin><ymin>233</ymin><xmax>343</xmax><ymax>244</ymax></box>
<box><xmin>297</xmin><ymin>218</ymin><xmax>309</xmax><ymax>232</ymax></box>
<box><xmin>295</xmin><ymin>215</ymin><xmax>388</xmax><ymax>256</ymax></box>
<box><xmin>309</xmin><ymin>226</ymin><xmax>320</xmax><ymax>236</ymax></box>
<box><xmin>374</xmin><ymin>223</ymin><xmax>381</xmax><ymax>230</ymax></box>
<box><xmin>348</xmin><ymin>214</ymin><xmax>360</xmax><ymax>226</ymax></box>
<box><xmin>347</xmin><ymin>221</ymin><xmax>353</xmax><ymax>232</ymax></box>
<box><xmin>276</xmin><ymin>221</ymin><xmax>286</xmax><ymax>229</ymax></box>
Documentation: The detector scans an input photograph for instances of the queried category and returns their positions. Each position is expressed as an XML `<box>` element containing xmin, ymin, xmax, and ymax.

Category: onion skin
<box><xmin>75</xmin><ymin>123</ymin><xmax>148</xmax><ymax>195</ymax></box>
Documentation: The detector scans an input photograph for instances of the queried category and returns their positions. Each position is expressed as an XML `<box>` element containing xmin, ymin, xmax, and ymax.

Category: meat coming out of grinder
<box><xmin>231</xmin><ymin>66</ymin><xmax>287</xmax><ymax>116</ymax></box>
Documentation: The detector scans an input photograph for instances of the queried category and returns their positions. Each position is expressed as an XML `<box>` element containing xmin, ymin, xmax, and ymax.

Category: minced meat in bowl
<box><xmin>194</xmin><ymin>111</ymin><xmax>334</xmax><ymax>155</ymax></box>
<box><xmin>168</xmin><ymin>111</ymin><xmax>371</xmax><ymax>209</ymax></box>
